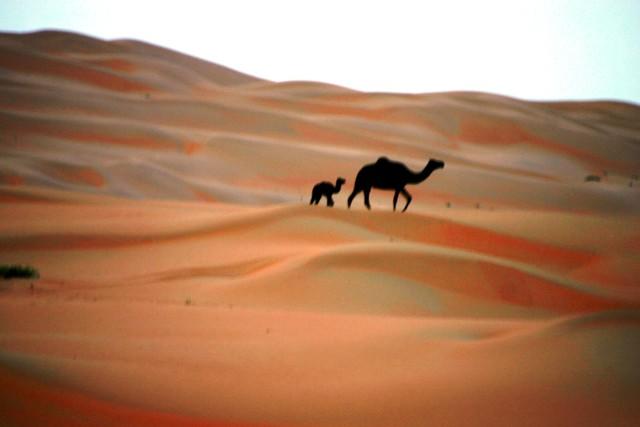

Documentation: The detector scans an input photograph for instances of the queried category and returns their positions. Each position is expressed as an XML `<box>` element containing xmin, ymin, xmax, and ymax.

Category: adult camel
<box><xmin>347</xmin><ymin>157</ymin><xmax>445</xmax><ymax>212</ymax></box>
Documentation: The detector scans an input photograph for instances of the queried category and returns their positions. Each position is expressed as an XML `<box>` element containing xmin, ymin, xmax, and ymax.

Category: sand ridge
<box><xmin>1</xmin><ymin>30</ymin><xmax>640</xmax><ymax>426</ymax></box>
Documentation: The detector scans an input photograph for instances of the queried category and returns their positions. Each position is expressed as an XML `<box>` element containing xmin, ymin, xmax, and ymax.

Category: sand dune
<box><xmin>1</xmin><ymin>30</ymin><xmax>639</xmax><ymax>426</ymax></box>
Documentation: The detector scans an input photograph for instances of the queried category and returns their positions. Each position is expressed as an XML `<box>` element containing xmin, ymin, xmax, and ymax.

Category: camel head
<box><xmin>336</xmin><ymin>177</ymin><xmax>346</xmax><ymax>187</ymax></box>
<box><xmin>427</xmin><ymin>159</ymin><xmax>445</xmax><ymax>170</ymax></box>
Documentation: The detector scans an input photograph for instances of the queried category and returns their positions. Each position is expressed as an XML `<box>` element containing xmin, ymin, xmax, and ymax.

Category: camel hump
<box><xmin>376</xmin><ymin>156</ymin><xmax>390</xmax><ymax>164</ymax></box>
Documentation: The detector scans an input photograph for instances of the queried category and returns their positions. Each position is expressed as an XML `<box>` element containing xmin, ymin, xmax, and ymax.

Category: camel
<box><xmin>347</xmin><ymin>157</ymin><xmax>445</xmax><ymax>212</ymax></box>
<box><xmin>310</xmin><ymin>177</ymin><xmax>346</xmax><ymax>207</ymax></box>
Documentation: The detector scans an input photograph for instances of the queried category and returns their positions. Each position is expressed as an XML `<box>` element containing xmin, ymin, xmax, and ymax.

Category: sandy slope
<box><xmin>1</xmin><ymin>30</ymin><xmax>640</xmax><ymax>426</ymax></box>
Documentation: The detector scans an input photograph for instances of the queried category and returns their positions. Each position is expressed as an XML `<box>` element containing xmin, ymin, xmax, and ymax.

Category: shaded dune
<box><xmin>210</xmin><ymin>243</ymin><xmax>629</xmax><ymax>316</ymax></box>
<box><xmin>85</xmin><ymin>58</ymin><xmax>137</xmax><ymax>73</ymax></box>
<box><xmin>0</xmin><ymin>111</ymin><xmax>185</xmax><ymax>151</ymax></box>
<box><xmin>46</xmin><ymin>163</ymin><xmax>105</xmax><ymax>188</ymax></box>
<box><xmin>456</xmin><ymin>114</ymin><xmax>607</xmax><ymax>165</ymax></box>
<box><xmin>0</xmin><ymin>44</ymin><xmax>152</xmax><ymax>93</ymax></box>
<box><xmin>0</xmin><ymin>174</ymin><xmax>24</xmax><ymax>186</ymax></box>
<box><xmin>0</xmin><ymin>366</ymin><xmax>269</xmax><ymax>427</ymax></box>
<box><xmin>538</xmin><ymin>308</ymin><xmax>640</xmax><ymax>336</ymax></box>
<box><xmin>538</xmin><ymin>99</ymin><xmax>640</xmax><ymax>129</ymax></box>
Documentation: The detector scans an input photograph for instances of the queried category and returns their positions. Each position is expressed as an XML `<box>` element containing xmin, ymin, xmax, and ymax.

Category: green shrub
<box><xmin>0</xmin><ymin>264</ymin><xmax>40</xmax><ymax>280</ymax></box>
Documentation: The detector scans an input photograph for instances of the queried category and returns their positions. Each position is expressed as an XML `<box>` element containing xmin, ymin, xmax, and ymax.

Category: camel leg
<box><xmin>363</xmin><ymin>188</ymin><xmax>371</xmax><ymax>210</ymax></box>
<box><xmin>326</xmin><ymin>195</ymin><xmax>335</xmax><ymax>207</ymax></box>
<box><xmin>400</xmin><ymin>188</ymin><xmax>412</xmax><ymax>212</ymax></box>
<box><xmin>347</xmin><ymin>189</ymin><xmax>360</xmax><ymax>209</ymax></box>
<box><xmin>393</xmin><ymin>190</ymin><xmax>400</xmax><ymax>211</ymax></box>
<box><xmin>310</xmin><ymin>188</ymin><xmax>320</xmax><ymax>205</ymax></box>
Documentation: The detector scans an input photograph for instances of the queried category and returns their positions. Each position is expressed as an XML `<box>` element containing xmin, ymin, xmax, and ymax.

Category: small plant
<box><xmin>585</xmin><ymin>175</ymin><xmax>601</xmax><ymax>182</ymax></box>
<box><xmin>185</xmin><ymin>296</ymin><xmax>192</xmax><ymax>306</ymax></box>
<box><xmin>0</xmin><ymin>264</ymin><xmax>40</xmax><ymax>280</ymax></box>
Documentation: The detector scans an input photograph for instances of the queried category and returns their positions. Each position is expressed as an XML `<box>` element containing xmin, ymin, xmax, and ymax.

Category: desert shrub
<box><xmin>585</xmin><ymin>175</ymin><xmax>601</xmax><ymax>182</ymax></box>
<box><xmin>0</xmin><ymin>264</ymin><xmax>40</xmax><ymax>280</ymax></box>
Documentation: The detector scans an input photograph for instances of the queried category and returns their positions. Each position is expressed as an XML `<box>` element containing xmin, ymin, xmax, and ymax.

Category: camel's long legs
<box><xmin>401</xmin><ymin>188</ymin><xmax>412</xmax><ymax>212</ymax></box>
<box><xmin>347</xmin><ymin>189</ymin><xmax>359</xmax><ymax>208</ymax></box>
<box><xmin>393</xmin><ymin>190</ymin><xmax>400</xmax><ymax>211</ymax></box>
<box><xmin>363</xmin><ymin>188</ymin><xmax>371</xmax><ymax>210</ymax></box>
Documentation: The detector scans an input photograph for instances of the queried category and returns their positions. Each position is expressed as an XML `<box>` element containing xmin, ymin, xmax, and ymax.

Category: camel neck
<box><xmin>408</xmin><ymin>164</ymin><xmax>437</xmax><ymax>184</ymax></box>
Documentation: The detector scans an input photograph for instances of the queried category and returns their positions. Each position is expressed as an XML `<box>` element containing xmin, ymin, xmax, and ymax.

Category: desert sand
<box><xmin>1</xmin><ymin>30</ymin><xmax>640</xmax><ymax>426</ymax></box>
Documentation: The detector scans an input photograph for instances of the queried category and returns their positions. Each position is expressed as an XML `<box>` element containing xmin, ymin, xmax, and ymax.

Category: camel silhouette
<box><xmin>310</xmin><ymin>177</ymin><xmax>346</xmax><ymax>207</ymax></box>
<box><xmin>347</xmin><ymin>157</ymin><xmax>445</xmax><ymax>212</ymax></box>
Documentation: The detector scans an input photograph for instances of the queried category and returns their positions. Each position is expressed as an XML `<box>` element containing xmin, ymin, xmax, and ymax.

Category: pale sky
<box><xmin>1</xmin><ymin>0</ymin><xmax>639</xmax><ymax>103</ymax></box>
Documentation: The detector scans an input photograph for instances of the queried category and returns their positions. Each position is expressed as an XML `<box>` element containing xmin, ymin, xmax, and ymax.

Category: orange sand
<box><xmin>0</xmin><ymin>45</ymin><xmax>152</xmax><ymax>93</ymax></box>
<box><xmin>85</xmin><ymin>58</ymin><xmax>137</xmax><ymax>73</ymax></box>
<box><xmin>1</xmin><ymin>30</ymin><xmax>639</xmax><ymax>427</ymax></box>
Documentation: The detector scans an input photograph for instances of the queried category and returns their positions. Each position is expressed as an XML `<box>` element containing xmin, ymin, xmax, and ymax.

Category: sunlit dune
<box><xmin>1</xmin><ymin>30</ymin><xmax>639</xmax><ymax>427</ymax></box>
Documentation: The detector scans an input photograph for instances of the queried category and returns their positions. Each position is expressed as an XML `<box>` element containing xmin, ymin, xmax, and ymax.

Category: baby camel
<box><xmin>310</xmin><ymin>177</ymin><xmax>346</xmax><ymax>207</ymax></box>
